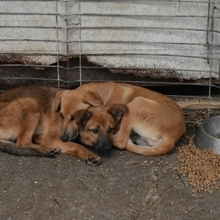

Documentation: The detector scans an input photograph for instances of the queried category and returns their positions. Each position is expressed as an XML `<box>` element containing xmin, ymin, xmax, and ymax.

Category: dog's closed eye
<box><xmin>60</xmin><ymin>112</ymin><xmax>64</xmax><ymax>119</ymax></box>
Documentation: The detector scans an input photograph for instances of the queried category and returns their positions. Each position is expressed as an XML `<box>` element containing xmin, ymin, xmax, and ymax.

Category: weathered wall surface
<box><xmin>0</xmin><ymin>0</ymin><xmax>219</xmax><ymax>80</ymax></box>
<box><xmin>0</xmin><ymin>1</ymin><xmax>66</xmax><ymax>65</ymax></box>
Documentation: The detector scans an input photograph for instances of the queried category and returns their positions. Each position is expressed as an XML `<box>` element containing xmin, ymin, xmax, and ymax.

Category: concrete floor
<box><xmin>0</xmin><ymin>123</ymin><xmax>219</xmax><ymax>220</ymax></box>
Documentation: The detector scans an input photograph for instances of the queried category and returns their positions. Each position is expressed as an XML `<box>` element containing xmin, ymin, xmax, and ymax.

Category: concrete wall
<box><xmin>0</xmin><ymin>0</ymin><xmax>219</xmax><ymax>80</ymax></box>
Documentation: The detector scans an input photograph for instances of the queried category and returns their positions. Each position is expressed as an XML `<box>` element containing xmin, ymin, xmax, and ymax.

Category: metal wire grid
<box><xmin>0</xmin><ymin>0</ymin><xmax>220</xmax><ymax>105</ymax></box>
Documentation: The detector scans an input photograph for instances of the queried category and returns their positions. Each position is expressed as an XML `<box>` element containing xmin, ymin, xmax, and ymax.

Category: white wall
<box><xmin>0</xmin><ymin>0</ymin><xmax>219</xmax><ymax>80</ymax></box>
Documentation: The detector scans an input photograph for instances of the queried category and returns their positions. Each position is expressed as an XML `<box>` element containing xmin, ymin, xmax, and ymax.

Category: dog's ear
<box><xmin>83</xmin><ymin>91</ymin><xmax>103</xmax><ymax>106</ymax></box>
<box><xmin>73</xmin><ymin>109</ymin><xmax>93</xmax><ymax>128</ymax></box>
<box><xmin>108</xmin><ymin>104</ymin><xmax>128</xmax><ymax>122</ymax></box>
<box><xmin>108</xmin><ymin>104</ymin><xmax>128</xmax><ymax>134</ymax></box>
<box><xmin>55</xmin><ymin>90</ymin><xmax>64</xmax><ymax>112</ymax></box>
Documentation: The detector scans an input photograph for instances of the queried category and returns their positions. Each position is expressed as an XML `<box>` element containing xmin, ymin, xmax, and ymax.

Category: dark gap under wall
<box><xmin>0</xmin><ymin>57</ymin><xmax>219</xmax><ymax>97</ymax></box>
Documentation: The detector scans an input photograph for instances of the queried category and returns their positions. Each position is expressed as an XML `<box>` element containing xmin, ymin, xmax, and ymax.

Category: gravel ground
<box><xmin>0</xmin><ymin>111</ymin><xmax>220</xmax><ymax>220</ymax></box>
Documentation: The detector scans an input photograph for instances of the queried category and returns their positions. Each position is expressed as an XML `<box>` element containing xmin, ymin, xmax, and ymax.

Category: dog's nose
<box><xmin>96</xmin><ymin>145</ymin><xmax>112</xmax><ymax>152</ymax></box>
<box><xmin>102</xmin><ymin>145</ymin><xmax>112</xmax><ymax>152</ymax></box>
<box><xmin>61</xmin><ymin>134</ymin><xmax>69</xmax><ymax>142</ymax></box>
<box><xmin>95</xmin><ymin>141</ymin><xmax>112</xmax><ymax>152</ymax></box>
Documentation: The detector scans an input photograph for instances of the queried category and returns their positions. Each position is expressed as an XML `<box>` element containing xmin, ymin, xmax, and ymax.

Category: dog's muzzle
<box><xmin>94</xmin><ymin>138</ymin><xmax>112</xmax><ymax>152</ymax></box>
<box><xmin>61</xmin><ymin>130</ymin><xmax>78</xmax><ymax>142</ymax></box>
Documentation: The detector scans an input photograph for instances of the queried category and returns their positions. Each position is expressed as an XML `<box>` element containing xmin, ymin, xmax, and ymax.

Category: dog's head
<box><xmin>73</xmin><ymin>104</ymin><xmax>128</xmax><ymax>152</ymax></box>
<box><xmin>55</xmin><ymin>90</ymin><xmax>103</xmax><ymax>142</ymax></box>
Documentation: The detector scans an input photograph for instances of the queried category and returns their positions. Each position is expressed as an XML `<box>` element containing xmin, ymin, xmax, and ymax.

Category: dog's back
<box><xmin>78</xmin><ymin>82</ymin><xmax>181</xmax><ymax>110</ymax></box>
<box><xmin>0</xmin><ymin>86</ymin><xmax>60</xmax><ymax>114</ymax></box>
<box><xmin>128</xmin><ymin>97</ymin><xmax>186</xmax><ymax>142</ymax></box>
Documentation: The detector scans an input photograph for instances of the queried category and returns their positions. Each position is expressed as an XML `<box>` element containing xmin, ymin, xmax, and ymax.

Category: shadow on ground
<box><xmin>0</xmin><ymin>118</ymin><xmax>219</xmax><ymax>220</ymax></box>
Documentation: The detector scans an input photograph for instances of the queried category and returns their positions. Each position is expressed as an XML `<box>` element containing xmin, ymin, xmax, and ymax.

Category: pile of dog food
<box><xmin>177</xmin><ymin>136</ymin><xmax>220</xmax><ymax>193</ymax></box>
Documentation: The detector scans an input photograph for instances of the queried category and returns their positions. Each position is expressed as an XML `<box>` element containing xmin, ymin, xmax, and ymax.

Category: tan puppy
<box><xmin>0</xmin><ymin>86</ymin><xmax>100</xmax><ymax>163</ymax></box>
<box><xmin>74</xmin><ymin>96</ymin><xmax>185</xmax><ymax>156</ymax></box>
<box><xmin>108</xmin><ymin>97</ymin><xmax>186</xmax><ymax>156</ymax></box>
<box><xmin>56</xmin><ymin>82</ymin><xmax>183</xmax><ymax>132</ymax></box>
<box><xmin>74</xmin><ymin>104</ymin><xmax>127</xmax><ymax>152</ymax></box>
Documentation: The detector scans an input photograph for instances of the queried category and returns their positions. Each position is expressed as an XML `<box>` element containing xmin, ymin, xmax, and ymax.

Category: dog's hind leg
<box><xmin>126</xmin><ymin>137</ymin><xmax>175</xmax><ymax>156</ymax></box>
<box><xmin>0</xmin><ymin>99</ymin><xmax>55</xmax><ymax>157</ymax></box>
<box><xmin>14</xmin><ymin>101</ymin><xmax>55</xmax><ymax>155</ymax></box>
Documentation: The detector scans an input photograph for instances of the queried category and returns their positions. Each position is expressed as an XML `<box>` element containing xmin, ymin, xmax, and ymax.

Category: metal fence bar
<box><xmin>55</xmin><ymin>0</ymin><xmax>61</xmax><ymax>88</ymax></box>
<box><xmin>78</xmin><ymin>0</ymin><xmax>82</xmax><ymax>85</ymax></box>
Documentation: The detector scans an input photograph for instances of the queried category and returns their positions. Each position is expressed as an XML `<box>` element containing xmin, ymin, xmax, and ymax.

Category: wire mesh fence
<box><xmin>0</xmin><ymin>0</ymin><xmax>220</xmax><ymax>119</ymax></box>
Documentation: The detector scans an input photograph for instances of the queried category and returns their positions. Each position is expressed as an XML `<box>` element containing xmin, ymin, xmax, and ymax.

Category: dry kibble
<box><xmin>171</xmin><ymin>201</ymin><xmax>175</xmax><ymax>206</ymax></box>
<box><xmin>177</xmin><ymin>136</ymin><xmax>220</xmax><ymax>193</ymax></box>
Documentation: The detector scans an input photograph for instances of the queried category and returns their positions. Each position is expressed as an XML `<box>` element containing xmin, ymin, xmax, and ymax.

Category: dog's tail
<box><xmin>0</xmin><ymin>140</ymin><xmax>54</xmax><ymax>157</ymax></box>
<box><xmin>126</xmin><ymin>138</ymin><xmax>175</xmax><ymax>156</ymax></box>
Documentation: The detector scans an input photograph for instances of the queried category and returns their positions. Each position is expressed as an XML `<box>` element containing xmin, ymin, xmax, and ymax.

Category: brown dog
<box><xmin>108</xmin><ymin>97</ymin><xmax>186</xmax><ymax>156</ymax></box>
<box><xmin>56</xmin><ymin>81</ymin><xmax>183</xmax><ymax>124</ymax></box>
<box><xmin>56</xmin><ymin>82</ymin><xmax>185</xmax><ymax>156</ymax></box>
<box><xmin>0</xmin><ymin>86</ymin><xmax>101</xmax><ymax>163</ymax></box>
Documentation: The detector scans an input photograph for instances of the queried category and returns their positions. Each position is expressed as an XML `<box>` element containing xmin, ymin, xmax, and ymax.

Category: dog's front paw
<box><xmin>49</xmin><ymin>148</ymin><xmax>61</xmax><ymax>156</ymax></box>
<box><xmin>86</xmin><ymin>156</ymin><xmax>102</xmax><ymax>166</ymax></box>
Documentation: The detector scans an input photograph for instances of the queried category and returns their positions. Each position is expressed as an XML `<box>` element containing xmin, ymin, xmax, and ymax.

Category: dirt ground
<box><xmin>0</xmin><ymin>111</ymin><xmax>220</xmax><ymax>220</ymax></box>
